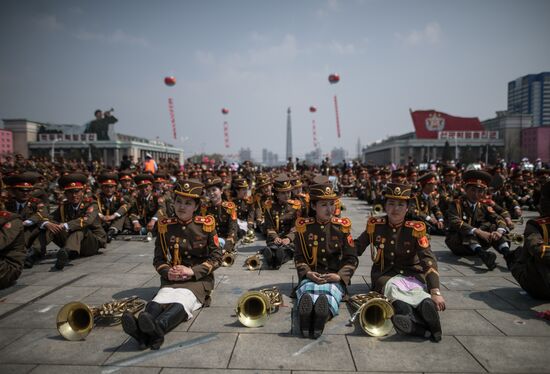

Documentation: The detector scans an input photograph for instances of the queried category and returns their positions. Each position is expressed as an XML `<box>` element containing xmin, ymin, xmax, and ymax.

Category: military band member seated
<box><xmin>121</xmin><ymin>180</ymin><xmax>222</xmax><ymax>350</ymax></box>
<box><xmin>355</xmin><ymin>183</ymin><xmax>445</xmax><ymax>342</ymax></box>
<box><xmin>262</xmin><ymin>175</ymin><xmax>302</xmax><ymax>269</ymax></box>
<box><xmin>229</xmin><ymin>177</ymin><xmax>255</xmax><ymax>239</ymax></box>
<box><xmin>409</xmin><ymin>173</ymin><xmax>445</xmax><ymax>235</ymax></box>
<box><xmin>294</xmin><ymin>179</ymin><xmax>358</xmax><ymax>339</ymax></box>
<box><xmin>506</xmin><ymin>181</ymin><xmax>550</xmax><ymax>299</ymax></box>
<box><xmin>128</xmin><ymin>174</ymin><xmax>167</xmax><ymax>235</ymax></box>
<box><xmin>96</xmin><ymin>172</ymin><xmax>129</xmax><ymax>242</ymax></box>
<box><xmin>38</xmin><ymin>173</ymin><xmax>106</xmax><ymax>270</ymax></box>
<box><xmin>202</xmin><ymin>177</ymin><xmax>238</xmax><ymax>252</ymax></box>
<box><xmin>253</xmin><ymin>173</ymin><xmax>273</xmax><ymax>234</ymax></box>
<box><xmin>0</xmin><ymin>211</ymin><xmax>26</xmax><ymax>289</ymax></box>
<box><xmin>445</xmin><ymin>170</ymin><xmax>511</xmax><ymax>270</ymax></box>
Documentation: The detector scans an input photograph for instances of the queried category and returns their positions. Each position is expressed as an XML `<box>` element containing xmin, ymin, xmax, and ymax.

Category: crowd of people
<box><xmin>1</xmin><ymin>153</ymin><xmax>549</xmax><ymax>350</ymax></box>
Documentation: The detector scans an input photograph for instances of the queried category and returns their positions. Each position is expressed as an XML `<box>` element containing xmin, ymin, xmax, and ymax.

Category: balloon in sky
<box><xmin>164</xmin><ymin>76</ymin><xmax>176</xmax><ymax>86</ymax></box>
<box><xmin>328</xmin><ymin>73</ymin><xmax>340</xmax><ymax>84</ymax></box>
<box><xmin>309</xmin><ymin>106</ymin><xmax>317</xmax><ymax>113</ymax></box>
<box><xmin>221</xmin><ymin>108</ymin><xmax>229</xmax><ymax>115</ymax></box>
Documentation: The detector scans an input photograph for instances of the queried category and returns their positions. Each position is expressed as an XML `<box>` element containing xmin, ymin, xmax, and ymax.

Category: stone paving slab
<box><xmin>0</xmin><ymin>364</ymin><xmax>36</xmax><ymax>374</ymax></box>
<box><xmin>28</xmin><ymin>365</ymin><xmax>160</xmax><ymax>374</ymax></box>
<box><xmin>456</xmin><ymin>336</ymin><xmax>550</xmax><ymax>373</ymax></box>
<box><xmin>440</xmin><ymin>275</ymin><xmax>517</xmax><ymax>291</ymax></box>
<box><xmin>477</xmin><ymin>309</ymin><xmax>550</xmax><ymax>336</ymax></box>
<box><xmin>439</xmin><ymin>309</ymin><xmax>504</xmax><ymax>336</ymax></box>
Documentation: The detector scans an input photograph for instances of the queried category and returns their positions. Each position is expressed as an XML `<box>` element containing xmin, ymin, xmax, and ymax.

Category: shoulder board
<box><xmin>404</xmin><ymin>220</ymin><xmax>427</xmax><ymax>238</ymax></box>
<box><xmin>367</xmin><ymin>216</ymin><xmax>385</xmax><ymax>234</ymax></box>
<box><xmin>331</xmin><ymin>217</ymin><xmax>352</xmax><ymax>233</ymax></box>
<box><xmin>245</xmin><ymin>196</ymin><xmax>254</xmax><ymax>204</ymax></box>
<box><xmin>84</xmin><ymin>197</ymin><xmax>93</xmax><ymax>204</ymax></box>
<box><xmin>29</xmin><ymin>197</ymin><xmax>41</xmax><ymax>204</ymax></box>
<box><xmin>160</xmin><ymin>217</ymin><xmax>178</xmax><ymax>225</ymax></box>
<box><xmin>264</xmin><ymin>199</ymin><xmax>272</xmax><ymax>208</ymax></box>
<box><xmin>287</xmin><ymin>199</ymin><xmax>301</xmax><ymax>210</ymax></box>
<box><xmin>0</xmin><ymin>211</ymin><xmax>12</xmax><ymax>218</ymax></box>
<box><xmin>295</xmin><ymin>217</ymin><xmax>315</xmax><ymax>233</ymax></box>
<box><xmin>535</xmin><ymin>217</ymin><xmax>550</xmax><ymax>225</ymax></box>
<box><xmin>222</xmin><ymin>201</ymin><xmax>236</xmax><ymax>209</ymax></box>
<box><xmin>194</xmin><ymin>215</ymin><xmax>216</xmax><ymax>232</ymax></box>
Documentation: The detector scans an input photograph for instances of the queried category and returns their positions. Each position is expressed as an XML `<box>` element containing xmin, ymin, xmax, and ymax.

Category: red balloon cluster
<box><xmin>221</xmin><ymin>108</ymin><xmax>229</xmax><ymax>115</ymax></box>
<box><xmin>309</xmin><ymin>106</ymin><xmax>317</xmax><ymax>113</ymax></box>
<box><xmin>164</xmin><ymin>76</ymin><xmax>176</xmax><ymax>86</ymax></box>
<box><xmin>328</xmin><ymin>73</ymin><xmax>340</xmax><ymax>84</ymax></box>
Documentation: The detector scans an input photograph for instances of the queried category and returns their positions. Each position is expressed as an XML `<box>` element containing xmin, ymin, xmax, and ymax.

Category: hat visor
<box><xmin>174</xmin><ymin>191</ymin><xmax>201</xmax><ymax>199</ymax></box>
<box><xmin>310</xmin><ymin>194</ymin><xmax>339</xmax><ymax>201</ymax></box>
<box><xmin>384</xmin><ymin>194</ymin><xmax>410</xmax><ymax>200</ymax></box>
<box><xmin>64</xmin><ymin>186</ymin><xmax>84</xmax><ymax>191</ymax></box>
<box><xmin>274</xmin><ymin>186</ymin><xmax>293</xmax><ymax>192</ymax></box>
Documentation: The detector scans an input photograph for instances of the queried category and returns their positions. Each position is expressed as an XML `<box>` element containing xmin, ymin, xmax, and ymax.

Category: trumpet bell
<box><xmin>372</xmin><ymin>204</ymin><xmax>384</xmax><ymax>216</ymax></box>
<box><xmin>358</xmin><ymin>298</ymin><xmax>394</xmax><ymax>337</ymax></box>
<box><xmin>222</xmin><ymin>251</ymin><xmax>236</xmax><ymax>267</ymax></box>
<box><xmin>245</xmin><ymin>254</ymin><xmax>262</xmax><ymax>271</ymax></box>
<box><xmin>236</xmin><ymin>291</ymin><xmax>270</xmax><ymax>327</ymax></box>
<box><xmin>56</xmin><ymin>302</ymin><xmax>94</xmax><ymax>341</ymax></box>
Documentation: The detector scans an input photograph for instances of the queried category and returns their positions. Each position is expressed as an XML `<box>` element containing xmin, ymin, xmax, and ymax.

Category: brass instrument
<box><xmin>222</xmin><ymin>251</ymin><xmax>237</xmax><ymax>267</ymax></box>
<box><xmin>241</xmin><ymin>229</ymin><xmax>256</xmax><ymax>244</ymax></box>
<box><xmin>512</xmin><ymin>216</ymin><xmax>524</xmax><ymax>224</ymax></box>
<box><xmin>244</xmin><ymin>254</ymin><xmax>262</xmax><ymax>271</ymax></box>
<box><xmin>348</xmin><ymin>292</ymin><xmax>394</xmax><ymax>337</ymax></box>
<box><xmin>236</xmin><ymin>287</ymin><xmax>282</xmax><ymax>327</ymax></box>
<box><xmin>372</xmin><ymin>204</ymin><xmax>384</xmax><ymax>216</ymax></box>
<box><xmin>56</xmin><ymin>296</ymin><xmax>146</xmax><ymax>341</ymax></box>
<box><xmin>505</xmin><ymin>233</ymin><xmax>524</xmax><ymax>245</ymax></box>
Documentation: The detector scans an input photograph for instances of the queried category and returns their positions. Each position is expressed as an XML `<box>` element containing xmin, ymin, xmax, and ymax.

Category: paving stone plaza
<box><xmin>1</xmin><ymin>197</ymin><xmax>550</xmax><ymax>373</ymax></box>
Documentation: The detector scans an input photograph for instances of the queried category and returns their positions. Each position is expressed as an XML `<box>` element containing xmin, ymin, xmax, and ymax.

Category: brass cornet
<box><xmin>241</xmin><ymin>229</ymin><xmax>256</xmax><ymax>244</ymax></box>
<box><xmin>504</xmin><ymin>233</ymin><xmax>524</xmax><ymax>245</ymax></box>
<box><xmin>348</xmin><ymin>292</ymin><xmax>394</xmax><ymax>337</ymax></box>
<box><xmin>372</xmin><ymin>204</ymin><xmax>384</xmax><ymax>216</ymax></box>
<box><xmin>56</xmin><ymin>296</ymin><xmax>146</xmax><ymax>341</ymax></box>
<box><xmin>222</xmin><ymin>251</ymin><xmax>236</xmax><ymax>267</ymax></box>
<box><xmin>235</xmin><ymin>287</ymin><xmax>282</xmax><ymax>327</ymax></box>
<box><xmin>244</xmin><ymin>254</ymin><xmax>262</xmax><ymax>271</ymax></box>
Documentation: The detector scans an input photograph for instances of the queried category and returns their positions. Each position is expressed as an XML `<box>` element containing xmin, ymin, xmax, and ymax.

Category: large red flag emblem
<box><xmin>425</xmin><ymin>112</ymin><xmax>445</xmax><ymax>131</ymax></box>
<box><xmin>410</xmin><ymin>109</ymin><xmax>483</xmax><ymax>139</ymax></box>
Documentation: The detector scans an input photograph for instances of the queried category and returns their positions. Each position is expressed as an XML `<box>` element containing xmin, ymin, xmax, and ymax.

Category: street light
<box><xmin>51</xmin><ymin>137</ymin><xmax>60</xmax><ymax>162</ymax></box>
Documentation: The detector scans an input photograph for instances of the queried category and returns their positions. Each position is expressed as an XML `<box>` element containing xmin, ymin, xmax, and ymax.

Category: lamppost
<box><xmin>51</xmin><ymin>138</ymin><xmax>60</xmax><ymax>162</ymax></box>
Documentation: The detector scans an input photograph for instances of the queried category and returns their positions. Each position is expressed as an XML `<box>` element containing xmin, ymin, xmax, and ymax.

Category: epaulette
<box><xmin>194</xmin><ymin>215</ymin><xmax>216</xmax><ymax>232</ymax></box>
<box><xmin>222</xmin><ymin>201</ymin><xmax>236</xmax><ymax>210</ymax></box>
<box><xmin>288</xmin><ymin>199</ymin><xmax>302</xmax><ymax>210</ymax></box>
<box><xmin>245</xmin><ymin>196</ymin><xmax>254</xmax><ymax>204</ymax></box>
<box><xmin>83</xmin><ymin>197</ymin><xmax>93</xmax><ymax>204</ymax></box>
<box><xmin>404</xmin><ymin>220</ymin><xmax>427</xmax><ymax>238</ymax></box>
<box><xmin>221</xmin><ymin>201</ymin><xmax>237</xmax><ymax>219</ymax></box>
<box><xmin>29</xmin><ymin>197</ymin><xmax>41</xmax><ymax>204</ymax></box>
<box><xmin>295</xmin><ymin>217</ymin><xmax>315</xmax><ymax>233</ymax></box>
<box><xmin>535</xmin><ymin>217</ymin><xmax>550</xmax><ymax>225</ymax></box>
<box><xmin>264</xmin><ymin>199</ymin><xmax>272</xmax><ymax>209</ymax></box>
<box><xmin>0</xmin><ymin>211</ymin><xmax>12</xmax><ymax>218</ymax></box>
<box><xmin>331</xmin><ymin>217</ymin><xmax>352</xmax><ymax>233</ymax></box>
<box><xmin>367</xmin><ymin>216</ymin><xmax>385</xmax><ymax>234</ymax></box>
<box><xmin>157</xmin><ymin>217</ymin><xmax>178</xmax><ymax>235</ymax></box>
<box><xmin>480</xmin><ymin>199</ymin><xmax>495</xmax><ymax>206</ymax></box>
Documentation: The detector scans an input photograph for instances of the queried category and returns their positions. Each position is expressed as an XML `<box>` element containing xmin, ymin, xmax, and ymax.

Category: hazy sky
<box><xmin>1</xmin><ymin>0</ymin><xmax>549</xmax><ymax>160</ymax></box>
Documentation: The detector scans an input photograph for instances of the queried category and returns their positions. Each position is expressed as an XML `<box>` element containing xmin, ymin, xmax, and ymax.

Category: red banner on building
<box><xmin>410</xmin><ymin>109</ymin><xmax>483</xmax><ymax>139</ymax></box>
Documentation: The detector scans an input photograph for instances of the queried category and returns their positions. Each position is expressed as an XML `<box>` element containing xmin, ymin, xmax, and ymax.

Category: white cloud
<box><xmin>75</xmin><ymin>29</ymin><xmax>149</xmax><ymax>48</ymax></box>
<box><xmin>395</xmin><ymin>22</ymin><xmax>442</xmax><ymax>46</ymax></box>
<box><xmin>34</xmin><ymin>14</ymin><xmax>63</xmax><ymax>31</ymax></box>
<box><xmin>315</xmin><ymin>0</ymin><xmax>342</xmax><ymax>18</ymax></box>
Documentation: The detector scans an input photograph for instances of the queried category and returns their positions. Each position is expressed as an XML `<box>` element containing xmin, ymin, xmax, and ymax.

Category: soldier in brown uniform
<box><xmin>128</xmin><ymin>174</ymin><xmax>167</xmax><ymax>235</ymax></box>
<box><xmin>506</xmin><ymin>181</ymin><xmax>550</xmax><ymax>299</ymax></box>
<box><xmin>3</xmin><ymin>173</ymin><xmax>50</xmax><ymax>267</ymax></box>
<box><xmin>253</xmin><ymin>173</ymin><xmax>273</xmax><ymax>233</ymax></box>
<box><xmin>294</xmin><ymin>178</ymin><xmax>358</xmax><ymax>338</ymax></box>
<box><xmin>355</xmin><ymin>183</ymin><xmax>445</xmax><ymax>341</ymax></box>
<box><xmin>95</xmin><ymin>172</ymin><xmax>129</xmax><ymax>242</ymax></box>
<box><xmin>229</xmin><ymin>177</ymin><xmax>255</xmax><ymax>240</ymax></box>
<box><xmin>409</xmin><ymin>173</ymin><xmax>445</xmax><ymax>235</ymax></box>
<box><xmin>262</xmin><ymin>175</ymin><xmax>302</xmax><ymax>269</ymax></box>
<box><xmin>38</xmin><ymin>173</ymin><xmax>106</xmax><ymax>270</ymax></box>
<box><xmin>202</xmin><ymin>177</ymin><xmax>238</xmax><ymax>252</ymax></box>
<box><xmin>121</xmin><ymin>180</ymin><xmax>222</xmax><ymax>350</ymax></box>
<box><xmin>445</xmin><ymin>170</ymin><xmax>511</xmax><ymax>270</ymax></box>
<box><xmin>0</xmin><ymin>211</ymin><xmax>26</xmax><ymax>289</ymax></box>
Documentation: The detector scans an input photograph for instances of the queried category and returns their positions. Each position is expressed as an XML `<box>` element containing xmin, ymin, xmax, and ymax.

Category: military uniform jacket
<box><xmin>437</xmin><ymin>184</ymin><xmax>461</xmax><ymax>214</ymax></box>
<box><xmin>294</xmin><ymin>217</ymin><xmax>358</xmax><ymax>290</ymax></box>
<box><xmin>232</xmin><ymin>196</ymin><xmax>255</xmax><ymax>229</ymax></box>
<box><xmin>253</xmin><ymin>193</ymin><xmax>270</xmax><ymax>224</ymax></box>
<box><xmin>0</xmin><ymin>211</ymin><xmax>26</xmax><ymax>287</ymax></box>
<box><xmin>264</xmin><ymin>198</ymin><xmax>301</xmax><ymax>244</ymax></box>
<box><xmin>44</xmin><ymin>198</ymin><xmax>107</xmax><ymax>245</ymax></box>
<box><xmin>355</xmin><ymin>217</ymin><xmax>440</xmax><ymax>293</ymax></box>
<box><xmin>96</xmin><ymin>192</ymin><xmax>129</xmax><ymax>217</ymax></box>
<box><xmin>154</xmin><ymin>215</ymin><xmax>223</xmax><ymax>305</ymax></box>
<box><xmin>129</xmin><ymin>192</ymin><xmax>167</xmax><ymax>223</ymax></box>
<box><xmin>410</xmin><ymin>192</ymin><xmax>443</xmax><ymax>222</ymax></box>
<box><xmin>4</xmin><ymin>198</ymin><xmax>49</xmax><ymax>226</ymax></box>
<box><xmin>201</xmin><ymin>201</ymin><xmax>238</xmax><ymax>251</ymax></box>
<box><xmin>446</xmin><ymin>197</ymin><xmax>507</xmax><ymax>236</ymax></box>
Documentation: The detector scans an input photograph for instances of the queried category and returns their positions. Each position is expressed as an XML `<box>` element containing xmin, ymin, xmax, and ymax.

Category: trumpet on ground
<box><xmin>222</xmin><ymin>250</ymin><xmax>237</xmax><ymax>267</ymax></box>
<box><xmin>244</xmin><ymin>254</ymin><xmax>262</xmax><ymax>271</ymax></box>
<box><xmin>504</xmin><ymin>232</ymin><xmax>524</xmax><ymax>245</ymax></box>
<box><xmin>56</xmin><ymin>296</ymin><xmax>146</xmax><ymax>341</ymax></box>
<box><xmin>236</xmin><ymin>287</ymin><xmax>282</xmax><ymax>327</ymax></box>
<box><xmin>348</xmin><ymin>292</ymin><xmax>394</xmax><ymax>337</ymax></box>
<box><xmin>241</xmin><ymin>229</ymin><xmax>256</xmax><ymax>244</ymax></box>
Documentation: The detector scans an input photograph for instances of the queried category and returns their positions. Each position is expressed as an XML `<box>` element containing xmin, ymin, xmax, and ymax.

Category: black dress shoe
<box><xmin>391</xmin><ymin>314</ymin><xmax>430</xmax><ymax>338</ymax></box>
<box><xmin>418</xmin><ymin>299</ymin><xmax>442</xmax><ymax>342</ymax></box>
<box><xmin>262</xmin><ymin>247</ymin><xmax>273</xmax><ymax>268</ymax></box>
<box><xmin>478</xmin><ymin>250</ymin><xmax>497</xmax><ymax>270</ymax></box>
<box><xmin>297</xmin><ymin>293</ymin><xmax>314</xmax><ymax>338</ymax></box>
<box><xmin>54</xmin><ymin>249</ymin><xmax>69</xmax><ymax>270</ymax></box>
<box><xmin>121</xmin><ymin>312</ymin><xmax>149</xmax><ymax>350</ymax></box>
<box><xmin>312</xmin><ymin>295</ymin><xmax>330</xmax><ymax>339</ymax></box>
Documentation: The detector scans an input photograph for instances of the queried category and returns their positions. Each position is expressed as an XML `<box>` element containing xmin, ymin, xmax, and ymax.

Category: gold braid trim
<box><xmin>425</xmin><ymin>267</ymin><xmax>440</xmax><ymax>277</ymax></box>
<box><xmin>201</xmin><ymin>261</ymin><xmax>214</xmax><ymax>275</ymax></box>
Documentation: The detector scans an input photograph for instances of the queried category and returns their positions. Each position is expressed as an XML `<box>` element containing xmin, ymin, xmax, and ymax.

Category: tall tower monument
<box><xmin>286</xmin><ymin>107</ymin><xmax>292</xmax><ymax>161</ymax></box>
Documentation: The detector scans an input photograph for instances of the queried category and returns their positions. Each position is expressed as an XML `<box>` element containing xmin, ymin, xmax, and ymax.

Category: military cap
<box><xmin>380</xmin><ymin>168</ymin><xmax>391</xmax><ymax>176</ymax></box>
<box><xmin>98</xmin><ymin>172</ymin><xmax>118</xmax><ymax>186</ymax></box>
<box><xmin>384</xmin><ymin>183</ymin><xmax>412</xmax><ymax>200</ymax></box>
<box><xmin>174</xmin><ymin>179</ymin><xmax>204</xmax><ymax>199</ymax></box>
<box><xmin>391</xmin><ymin>169</ymin><xmax>406</xmax><ymax>178</ymax></box>
<box><xmin>119</xmin><ymin>170</ymin><xmax>133</xmax><ymax>181</ymax></box>
<box><xmin>5</xmin><ymin>172</ymin><xmax>38</xmax><ymax>190</ymax></box>
<box><xmin>273</xmin><ymin>175</ymin><xmax>293</xmax><ymax>192</ymax></box>
<box><xmin>370</xmin><ymin>167</ymin><xmax>380</xmax><ymax>176</ymax></box>
<box><xmin>418</xmin><ymin>172</ymin><xmax>437</xmax><ymax>185</ymax></box>
<box><xmin>290</xmin><ymin>174</ymin><xmax>303</xmax><ymax>188</ymax></box>
<box><xmin>462</xmin><ymin>170</ymin><xmax>492</xmax><ymax>188</ymax></box>
<box><xmin>204</xmin><ymin>176</ymin><xmax>223</xmax><ymax>188</ymax></box>
<box><xmin>153</xmin><ymin>173</ymin><xmax>168</xmax><ymax>183</ymax></box>
<box><xmin>309</xmin><ymin>181</ymin><xmax>338</xmax><ymax>200</ymax></box>
<box><xmin>256</xmin><ymin>173</ymin><xmax>272</xmax><ymax>188</ymax></box>
<box><xmin>442</xmin><ymin>166</ymin><xmax>458</xmax><ymax>176</ymax></box>
<box><xmin>511</xmin><ymin>169</ymin><xmax>522</xmax><ymax>179</ymax></box>
<box><xmin>134</xmin><ymin>174</ymin><xmax>154</xmax><ymax>187</ymax></box>
<box><xmin>312</xmin><ymin>175</ymin><xmax>330</xmax><ymax>185</ymax></box>
<box><xmin>59</xmin><ymin>173</ymin><xmax>88</xmax><ymax>190</ymax></box>
<box><xmin>407</xmin><ymin>169</ymin><xmax>418</xmax><ymax>177</ymax></box>
<box><xmin>232</xmin><ymin>177</ymin><xmax>249</xmax><ymax>189</ymax></box>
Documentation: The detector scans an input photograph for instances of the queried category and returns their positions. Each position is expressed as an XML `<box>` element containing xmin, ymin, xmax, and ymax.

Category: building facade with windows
<box><xmin>0</xmin><ymin>129</ymin><xmax>13</xmax><ymax>157</ymax></box>
<box><xmin>508</xmin><ymin>72</ymin><xmax>550</xmax><ymax>126</ymax></box>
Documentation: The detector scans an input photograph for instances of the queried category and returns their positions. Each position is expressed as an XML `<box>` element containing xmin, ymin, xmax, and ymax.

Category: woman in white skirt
<box><xmin>122</xmin><ymin>179</ymin><xmax>222</xmax><ymax>350</ymax></box>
